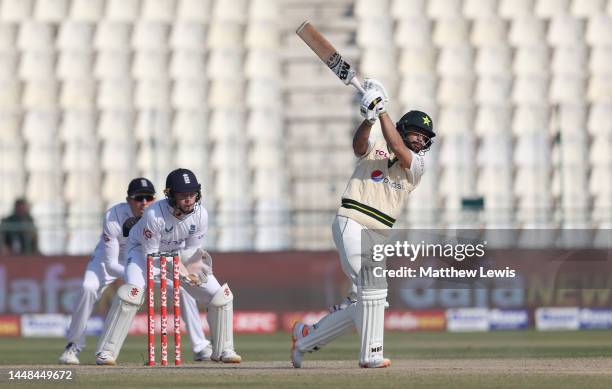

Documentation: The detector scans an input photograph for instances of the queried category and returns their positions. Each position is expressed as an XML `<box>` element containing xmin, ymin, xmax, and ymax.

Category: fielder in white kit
<box><xmin>291</xmin><ymin>79</ymin><xmax>435</xmax><ymax>368</ymax></box>
<box><xmin>59</xmin><ymin>178</ymin><xmax>212</xmax><ymax>365</ymax></box>
<box><xmin>95</xmin><ymin>168</ymin><xmax>241</xmax><ymax>365</ymax></box>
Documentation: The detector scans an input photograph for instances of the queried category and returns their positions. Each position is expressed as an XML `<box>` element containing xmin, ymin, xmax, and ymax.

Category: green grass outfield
<box><xmin>2</xmin><ymin>331</ymin><xmax>612</xmax><ymax>388</ymax></box>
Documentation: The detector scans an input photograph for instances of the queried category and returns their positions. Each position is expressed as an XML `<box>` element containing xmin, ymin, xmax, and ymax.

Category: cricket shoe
<box><xmin>58</xmin><ymin>342</ymin><xmax>80</xmax><ymax>365</ymax></box>
<box><xmin>359</xmin><ymin>357</ymin><xmax>391</xmax><ymax>369</ymax></box>
<box><xmin>193</xmin><ymin>344</ymin><xmax>213</xmax><ymax>361</ymax></box>
<box><xmin>291</xmin><ymin>321</ymin><xmax>310</xmax><ymax>368</ymax></box>
<box><xmin>95</xmin><ymin>351</ymin><xmax>116</xmax><ymax>366</ymax></box>
<box><xmin>212</xmin><ymin>349</ymin><xmax>242</xmax><ymax>363</ymax></box>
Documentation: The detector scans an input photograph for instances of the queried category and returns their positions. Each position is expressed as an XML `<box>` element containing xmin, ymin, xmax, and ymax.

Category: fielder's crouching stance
<box><xmin>95</xmin><ymin>168</ymin><xmax>241</xmax><ymax>365</ymax></box>
<box><xmin>59</xmin><ymin>178</ymin><xmax>212</xmax><ymax>364</ymax></box>
<box><xmin>291</xmin><ymin>79</ymin><xmax>435</xmax><ymax>368</ymax></box>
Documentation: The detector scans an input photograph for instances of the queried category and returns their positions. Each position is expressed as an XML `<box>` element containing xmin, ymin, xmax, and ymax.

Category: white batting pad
<box><xmin>207</xmin><ymin>283</ymin><xmax>234</xmax><ymax>360</ymax></box>
<box><xmin>357</xmin><ymin>288</ymin><xmax>387</xmax><ymax>365</ymax></box>
<box><xmin>96</xmin><ymin>284</ymin><xmax>144</xmax><ymax>359</ymax></box>
<box><xmin>296</xmin><ymin>302</ymin><xmax>356</xmax><ymax>353</ymax></box>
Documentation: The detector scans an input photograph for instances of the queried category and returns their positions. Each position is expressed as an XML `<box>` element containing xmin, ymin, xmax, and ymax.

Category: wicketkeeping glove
<box><xmin>177</xmin><ymin>248</ymin><xmax>213</xmax><ymax>286</ymax></box>
<box><xmin>122</xmin><ymin>216</ymin><xmax>141</xmax><ymax>237</ymax></box>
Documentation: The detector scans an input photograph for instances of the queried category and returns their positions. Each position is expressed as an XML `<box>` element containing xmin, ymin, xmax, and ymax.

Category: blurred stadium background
<box><xmin>0</xmin><ymin>0</ymin><xmax>609</xmax><ymax>255</ymax></box>
<box><xmin>0</xmin><ymin>0</ymin><xmax>611</xmax><ymax>351</ymax></box>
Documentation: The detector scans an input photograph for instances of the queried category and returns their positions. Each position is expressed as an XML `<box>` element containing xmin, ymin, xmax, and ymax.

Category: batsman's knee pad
<box><xmin>207</xmin><ymin>283</ymin><xmax>235</xmax><ymax>359</ymax></box>
<box><xmin>357</xmin><ymin>288</ymin><xmax>387</xmax><ymax>365</ymax></box>
<box><xmin>96</xmin><ymin>284</ymin><xmax>144</xmax><ymax>359</ymax></box>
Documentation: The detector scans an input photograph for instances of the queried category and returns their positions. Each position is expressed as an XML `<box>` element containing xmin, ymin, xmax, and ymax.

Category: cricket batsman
<box><xmin>59</xmin><ymin>178</ymin><xmax>213</xmax><ymax>364</ymax></box>
<box><xmin>291</xmin><ymin>79</ymin><xmax>435</xmax><ymax>368</ymax></box>
<box><xmin>95</xmin><ymin>168</ymin><xmax>241</xmax><ymax>365</ymax></box>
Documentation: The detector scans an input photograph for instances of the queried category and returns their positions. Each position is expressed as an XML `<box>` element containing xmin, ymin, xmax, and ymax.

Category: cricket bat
<box><xmin>296</xmin><ymin>21</ymin><xmax>366</xmax><ymax>94</ymax></box>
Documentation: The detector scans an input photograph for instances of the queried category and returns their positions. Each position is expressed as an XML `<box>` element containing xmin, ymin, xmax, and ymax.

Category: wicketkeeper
<box><xmin>95</xmin><ymin>168</ymin><xmax>241</xmax><ymax>365</ymax></box>
<box><xmin>59</xmin><ymin>178</ymin><xmax>213</xmax><ymax>364</ymax></box>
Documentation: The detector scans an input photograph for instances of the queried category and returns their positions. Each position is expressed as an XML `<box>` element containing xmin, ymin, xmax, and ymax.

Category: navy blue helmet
<box><xmin>164</xmin><ymin>168</ymin><xmax>202</xmax><ymax>207</ymax></box>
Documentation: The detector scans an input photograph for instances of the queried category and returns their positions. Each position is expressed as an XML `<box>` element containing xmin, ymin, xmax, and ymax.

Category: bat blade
<box><xmin>296</xmin><ymin>21</ymin><xmax>364</xmax><ymax>93</ymax></box>
<box><xmin>296</xmin><ymin>21</ymin><xmax>336</xmax><ymax>63</ymax></box>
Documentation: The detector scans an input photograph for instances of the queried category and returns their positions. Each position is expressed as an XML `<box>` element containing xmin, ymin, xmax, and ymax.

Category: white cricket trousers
<box><xmin>332</xmin><ymin>215</ymin><xmax>370</xmax><ymax>296</ymax></box>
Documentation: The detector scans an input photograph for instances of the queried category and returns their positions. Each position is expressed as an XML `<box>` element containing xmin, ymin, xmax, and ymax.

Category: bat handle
<box><xmin>349</xmin><ymin>77</ymin><xmax>366</xmax><ymax>94</ymax></box>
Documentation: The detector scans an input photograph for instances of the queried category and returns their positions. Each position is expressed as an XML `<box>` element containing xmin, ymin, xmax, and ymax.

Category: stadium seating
<box><xmin>464</xmin><ymin>0</ymin><xmax>498</xmax><ymax>19</ymax></box>
<box><xmin>70</xmin><ymin>0</ymin><xmax>104</xmax><ymax>22</ymax></box>
<box><xmin>0</xmin><ymin>0</ymin><xmax>609</xmax><ymax>253</ymax></box>
<box><xmin>176</xmin><ymin>0</ymin><xmax>211</xmax><ymax>22</ymax></box>
<box><xmin>66</xmin><ymin>200</ymin><xmax>103</xmax><ymax>254</ymax></box>
<box><xmin>105</xmin><ymin>0</ymin><xmax>139</xmax><ymax>22</ymax></box>
<box><xmin>572</xmin><ymin>0</ymin><xmax>607</xmax><ymax>17</ymax></box>
<box><xmin>57</xmin><ymin>21</ymin><xmax>94</xmax><ymax>51</ymax></box>
<box><xmin>471</xmin><ymin>19</ymin><xmax>509</xmax><ymax>48</ymax></box>
<box><xmin>535</xmin><ymin>0</ymin><xmax>570</xmax><ymax>17</ymax></box>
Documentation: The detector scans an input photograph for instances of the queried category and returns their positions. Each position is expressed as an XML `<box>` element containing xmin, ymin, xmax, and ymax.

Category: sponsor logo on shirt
<box><xmin>160</xmin><ymin>238</ymin><xmax>187</xmax><ymax>246</ymax></box>
<box><xmin>370</xmin><ymin>170</ymin><xmax>405</xmax><ymax>190</ymax></box>
<box><xmin>164</xmin><ymin>226</ymin><xmax>174</xmax><ymax>233</ymax></box>
<box><xmin>143</xmin><ymin>228</ymin><xmax>152</xmax><ymax>240</ymax></box>
<box><xmin>375</xmin><ymin>149</ymin><xmax>389</xmax><ymax>159</ymax></box>
<box><xmin>371</xmin><ymin>170</ymin><xmax>384</xmax><ymax>182</ymax></box>
<box><xmin>189</xmin><ymin>225</ymin><xmax>196</xmax><ymax>234</ymax></box>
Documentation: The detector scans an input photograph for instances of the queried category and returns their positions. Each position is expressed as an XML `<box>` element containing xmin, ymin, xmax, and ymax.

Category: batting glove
<box><xmin>360</xmin><ymin>89</ymin><xmax>386</xmax><ymax>124</ymax></box>
<box><xmin>363</xmin><ymin>78</ymin><xmax>389</xmax><ymax>102</ymax></box>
